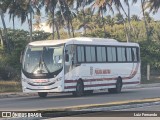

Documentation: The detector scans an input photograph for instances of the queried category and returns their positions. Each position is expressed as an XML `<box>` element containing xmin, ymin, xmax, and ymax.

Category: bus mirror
<box><xmin>65</xmin><ymin>54</ymin><xmax>69</xmax><ymax>62</ymax></box>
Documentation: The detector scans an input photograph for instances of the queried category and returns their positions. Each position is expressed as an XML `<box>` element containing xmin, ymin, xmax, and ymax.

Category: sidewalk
<box><xmin>0</xmin><ymin>92</ymin><xmax>37</xmax><ymax>98</ymax></box>
<box><xmin>0</xmin><ymin>83</ymin><xmax>160</xmax><ymax>99</ymax></box>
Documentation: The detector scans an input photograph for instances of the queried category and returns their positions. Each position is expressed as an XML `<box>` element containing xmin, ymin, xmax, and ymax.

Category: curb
<box><xmin>38</xmin><ymin>98</ymin><xmax>160</xmax><ymax>117</ymax></box>
<box><xmin>0</xmin><ymin>83</ymin><xmax>160</xmax><ymax>99</ymax></box>
<box><xmin>0</xmin><ymin>92</ymin><xmax>37</xmax><ymax>98</ymax></box>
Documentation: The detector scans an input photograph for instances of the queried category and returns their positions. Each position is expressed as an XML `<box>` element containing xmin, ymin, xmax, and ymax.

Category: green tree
<box><xmin>39</xmin><ymin>0</ymin><xmax>58</xmax><ymax>39</ymax></box>
<box><xmin>143</xmin><ymin>12</ymin><xmax>153</xmax><ymax>23</ymax></box>
<box><xmin>110</xmin><ymin>0</ymin><xmax>130</xmax><ymax>42</ymax></box>
<box><xmin>133</xmin><ymin>0</ymin><xmax>150</xmax><ymax>41</ymax></box>
<box><xmin>76</xmin><ymin>0</ymin><xmax>94</xmax><ymax>35</ymax></box>
<box><xmin>106</xmin><ymin>15</ymin><xmax>114</xmax><ymax>31</ymax></box>
<box><xmin>146</xmin><ymin>0</ymin><xmax>160</xmax><ymax>14</ymax></box>
<box><xmin>0</xmin><ymin>0</ymin><xmax>11</xmax><ymax>53</ymax></box>
<box><xmin>131</xmin><ymin>14</ymin><xmax>140</xmax><ymax>21</ymax></box>
<box><xmin>92</xmin><ymin>0</ymin><xmax>113</xmax><ymax>37</ymax></box>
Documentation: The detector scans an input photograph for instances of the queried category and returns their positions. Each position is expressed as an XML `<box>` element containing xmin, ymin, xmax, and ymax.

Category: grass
<box><xmin>0</xmin><ymin>80</ymin><xmax>22</xmax><ymax>93</ymax></box>
<box><xmin>141</xmin><ymin>75</ymin><xmax>160</xmax><ymax>84</ymax></box>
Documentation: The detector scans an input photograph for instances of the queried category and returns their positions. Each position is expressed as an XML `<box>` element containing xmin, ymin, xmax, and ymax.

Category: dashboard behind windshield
<box><xmin>22</xmin><ymin>45</ymin><xmax>64</xmax><ymax>74</ymax></box>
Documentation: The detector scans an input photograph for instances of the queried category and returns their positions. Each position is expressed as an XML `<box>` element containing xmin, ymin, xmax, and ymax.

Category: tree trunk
<box><xmin>58</xmin><ymin>0</ymin><xmax>71</xmax><ymax>38</ymax></box>
<box><xmin>70</xmin><ymin>18</ymin><xmax>75</xmax><ymax>37</ymax></box>
<box><xmin>55</xmin><ymin>20</ymin><xmax>60</xmax><ymax>39</ymax></box>
<box><xmin>0</xmin><ymin>8</ymin><xmax>10</xmax><ymax>54</ymax></box>
<box><xmin>12</xmin><ymin>16</ymin><xmax>15</xmax><ymax>29</ymax></box>
<box><xmin>123</xmin><ymin>22</ymin><xmax>129</xmax><ymax>42</ymax></box>
<box><xmin>29</xmin><ymin>12</ymin><xmax>33</xmax><ymax>42</ymax></box>
<box><xmin>141</xmin><ymin>0</ymin><xmax>150</xmax><ymax>41</ymax></box>
<box><xmin>67</xmin><ymin>19</ymin><xmax>71</xmax><ymax>38</ymax></box>
<box><xmin>51</xmin><ymin>10</ymin><xmax>55</xmax><ymax>40</ymax></box>
<box><xmin>101</xmin><ymin>9</ymin><xmax>106</xmax><ymax>34</ymax></box>
<box><xmin>126</xmin><ymin>1</ymin><xmax>131</xmax><ymax>42</ymax></box>
<box><xmin>82</xmin><ymin>6</ymin><xmax>86</xmax><ymax>35</ymax></box>
<box><xmin>65</xmin><ymin>1</ymin><xmax>71</xmax><ymax>38</ymax></box>
<box><xmin>119</xmin><ymin>1</ymin><xmax>130</xmax><ymax>42</ymax></box>
<box><xmin>147</xmin><ymin>64</ymin><xmax>150</xmax><ymax>80</ymax></box>
<box><xmin>0</xmin><ymin>29</ymin><xmax>3</xmax><ymax>47</ymax></box>
<box><xmin>117</xmin><ymin>9</ymin><xmax>129</xmax><ymax>42</ymax></box>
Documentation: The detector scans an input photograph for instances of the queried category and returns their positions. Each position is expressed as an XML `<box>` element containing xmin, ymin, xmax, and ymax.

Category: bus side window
<box><xmin>77</xmin><ymin>46</ymin><xmax>85</xmax><ymax>63</ymax></box>
<box><xmin>107</xmin><ymin>47</ymin><xmax>113</xmax><ymax>62</ymax></box>
<box><xmin>126</xmin><ymin>48</ymin><xmax>132</xmax><ymax>62</ymax></box>
<box><xmin>132</xmin><ymin>48</ymin><xmax>138</xmax><ymax>62</ymax></box>
<box><xmin>65</xmin><ymin>45</ymin><xmax>77</xmax><ymax>65</ymax></box>
<box><xmin>136</xmin><ymin>48</ymin><xmax>139</xmax><ymax>62</ymax></box>
<box><xmin>125</xmin><ymin>48</ymin><xmax>127</xmax><ymax>62</ymax></box>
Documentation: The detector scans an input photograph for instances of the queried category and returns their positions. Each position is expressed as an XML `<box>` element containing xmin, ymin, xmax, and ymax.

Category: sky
<box><xmin>0</xmin><ymin>1</ymin><xmax>160</xmax><ymax>31</ymax></box>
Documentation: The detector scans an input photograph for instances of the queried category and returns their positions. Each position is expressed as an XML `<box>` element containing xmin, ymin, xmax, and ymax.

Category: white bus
<box><xmin>21</xmin><ymin>37</ymin><xmax>141</xmax><ymax>97</ymax></box>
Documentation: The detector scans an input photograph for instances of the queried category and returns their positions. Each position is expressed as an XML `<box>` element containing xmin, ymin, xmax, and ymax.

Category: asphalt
<box><xmin>1</xmin><ymin>83</ymin><xmax>160</xmax><ymax>99</ymax></box>
<box><xmin>0</xmin><ymin>83</ymin><xmax>160</xmax><ymax>117</ymax></box>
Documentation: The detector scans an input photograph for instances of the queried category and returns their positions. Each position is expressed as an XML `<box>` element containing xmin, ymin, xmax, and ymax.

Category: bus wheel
<box><xmin>38</xmin><ymin>92</ymin><xmax>48</xmax><ymax>98</ymax></box>
<box><xmin>72</xmin><ymin>80</ymin><xmax>84</xmax><ymax>97</ymax></box>
<box><xmin>108</xmin><ymin>78</ymin><xmax>122</xmax><ymax>94</ymax></box>
<box><xmin>84</xmin><ymin>90</ymin><xmax>93</xmax><ymax>95</ymax></box>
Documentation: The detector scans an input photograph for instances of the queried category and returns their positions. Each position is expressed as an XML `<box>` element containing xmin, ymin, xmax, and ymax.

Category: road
<box><xmin>43</xmin><ymin>104</ymin><xmax>160</xmax><ymax>120</ymax></box>
<box><xmin>68</xmin><ymin>104</ymin><xmax>160</xmax><ymax>117</ymax></box>
<box><xmin>0</xmin><ymin>87</ymin><xmax>160</xmax><ymax>111</ymax></box>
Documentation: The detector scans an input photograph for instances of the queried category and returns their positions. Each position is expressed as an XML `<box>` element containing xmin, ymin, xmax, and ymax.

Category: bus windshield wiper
<box><xmin>40</xmin><ymin>47</ymin><xmax>51</xmax><ymax>73</ymax></box>
<box><xmin>32</xmin><ymin>47</ymin><xmax>50</xmax><ymax>74</ymax></box>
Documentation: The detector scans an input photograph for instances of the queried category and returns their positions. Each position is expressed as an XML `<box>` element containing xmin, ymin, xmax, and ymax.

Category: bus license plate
<box><xmin>33</xmin><ymin>79</ymin><xmax>48</xmax><ymax>83</ymax></box>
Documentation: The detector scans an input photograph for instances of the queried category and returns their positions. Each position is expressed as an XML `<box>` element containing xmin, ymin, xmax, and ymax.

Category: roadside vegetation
<box><xmin>0</xmin><ymin>0</ymin><xmax>160</xmax><ymax>92</ymax></box>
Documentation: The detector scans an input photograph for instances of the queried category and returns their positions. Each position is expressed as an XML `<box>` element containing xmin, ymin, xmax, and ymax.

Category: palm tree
<box><xmin>114</xmin><ymin>13</ymin><xmax>123</xmax><ymax>24</ymax></box>
<box><xmin>76</xmin><ymin>0</ymin><xmax>94</xmax><ymax>35</ymax></box>
<box><xmin>10</xmin><ymin>0</ymin><xmax>35</xmax><ymax>42</ymax></box>
<box><xmin>77</xmin><ymin>11</ymin><xmax>94</xmax><ymax>34</ymax></box>
<box><xmin>57</xmin><ymin>0</ymin><xmax>77</xmax><ymax>38</ymax></box>
<box><xmin>92</xmin><ymin>0</ymin><xmax>113</xmax><ymax>37</ymax></box>
<box><xmin>0</xmin><ymin>0</ymin><xmax>11</xmax><ymax>53</ymax></box>
<box><xmin>124</xmin><ymin>0</ymin><xmax>132</xmax><ymax>41</ymax></box>
<box><xmin>143</xmin><ymin>12</ymin><xmax>153</xmax><ymax>23</ymax></box>
<box><xmin>45</xmin><ymin>12</ymin><xmax>60</xmax><ymax>39</ymax></box>
<box><xmin>110</xmin><ymin>0</ymin><xmax>134</xmax><ymax>42</ymax></box>
<box><xmin>146</xmin><ymin>0</ymin><xmax>160</xmax><ymax>14</ymax></box>
<box><xmin>39</xmin><ymin>0</ymin><xmax>58</xmax><ymax>40</ymax></box>
<box><xmin>141</xmin><ymin>0</ymin><xmax>150</xmax><ymax>41</ymax></box>
<box><xmin>33</xmin><ymin>14</ymin><xmax>42</xmax><ymax>31</ymax></box>
<box><xmin>8</xmin><ymin>0</ymin><xmax>16</xmax><ymax>29</ymax></box>
<box><xmin>106</xmin><ymin>15</ymin><xmax>114</xmax><ymax>31</ymax></box>
<box><xmin>57</xmin><ymin>0</ymin><xmax>71</xmax><ymax>37</ymax></box>
<box><xmin>0</xmin><ymin>28</ymin><xmax>3</xmax><ymax>47</ymax></box>
<box><xmin>8</xmin><ymin>0</ymin><xmax>24</xmax><ymax>30</ymax></box>
<box><xmin>133</xmin><ymin>0</ymin><xmax>150</xmax><ymax>41</ymax></box>
<box><xmin>131</xmin><ymin>14</ymin><xmax>140</xmax><ymax>21</ymax></box>
<box><xmin>55</xmin><ymin>10</ymin><xmax>66</xmax><ymax>39</ymax></box>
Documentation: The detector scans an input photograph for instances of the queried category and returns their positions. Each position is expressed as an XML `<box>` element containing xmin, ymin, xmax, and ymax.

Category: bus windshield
<box><xmin>23</xmin><ymin>45</ymin><xmax>64</xmax><ymax>74</ymax></box>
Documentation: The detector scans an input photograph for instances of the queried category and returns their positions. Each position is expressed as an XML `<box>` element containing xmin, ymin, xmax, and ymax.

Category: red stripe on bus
<box><xmin>64</xmin><ymin>86</ymin><xmax>76</xmax><ymax>89</ymax></box>
<box><xmin>64</xmin><ymin>81</ymin><xmax>140</xmax><ymax>89</ymax></box>
<box><xmin>64</xmin><ymin>78</ymin><xmax>117</xmax><ymax>83</ymax></box>
<box><xmin>84</xmin><ymin>83</ymin><xmax>115</xmax><ymax>88</ymax></box>
<box><xmin>123</xmin><ymin>81</ymin><xmax>140</xmax><ymax>85</ymax></box>
<box><xmin>64</xmin><ymin>63</ymin><xmax>140</xmax><ymax>84</ymax></box>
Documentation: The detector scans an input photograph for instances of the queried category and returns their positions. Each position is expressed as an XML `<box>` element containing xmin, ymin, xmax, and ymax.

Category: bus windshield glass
<box><xmin>23</xmin><ymin>45</ymin><xmax>64</xmax><ymax>74</ymax></box>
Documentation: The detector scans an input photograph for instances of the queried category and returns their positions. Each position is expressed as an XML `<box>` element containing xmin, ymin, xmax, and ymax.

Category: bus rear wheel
<box><xmin>108</xmin><ymin>78</ymin><xmax>122</xmax><ymax>93</ymax></box>
<box><xmin>38</xmin><ymin>92</ymin><xmax>48</xmax><ymax>98</ymax></box>
<box><xmin>72</xmin><ymin>80</ymin><xmax>84</xmax><ymax>97</ymax></box>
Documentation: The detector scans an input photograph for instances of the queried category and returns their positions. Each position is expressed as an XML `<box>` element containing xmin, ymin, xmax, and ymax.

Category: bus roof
<box><xmin>29</xmin><ymin>37</ymin><xmax>139</xmax><ymax>47</ymax></box>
